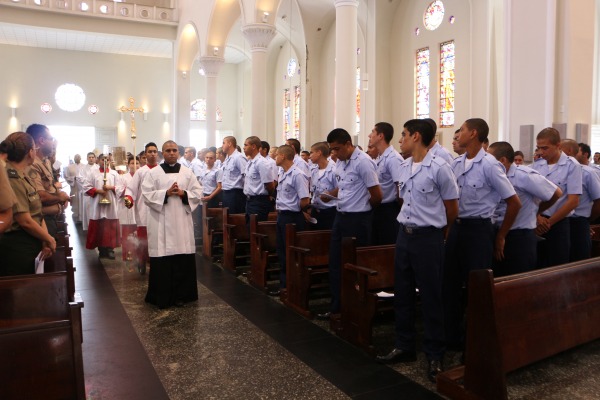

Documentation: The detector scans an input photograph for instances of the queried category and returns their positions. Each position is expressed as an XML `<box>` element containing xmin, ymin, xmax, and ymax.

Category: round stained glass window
<box><xmin>424</xmin><ymin>1</ymin><xmax>445</xmax><ymax>31</ymax></box>
<box><xmin>55</xmin><ymin>84</ymin><xmax>86</xmax><ymax>112</ymax></box>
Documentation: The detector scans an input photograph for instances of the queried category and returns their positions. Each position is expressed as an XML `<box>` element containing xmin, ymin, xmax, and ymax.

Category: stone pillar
<box><xmin>334</xmin><ymin>0</ymin><xmax>358</xmax><ymax>134</ymax></box>
<box><xmin>242</xmin><ymin>23</ymin><xmax>277</xmax><ymax>137</ymax></box>
<box><xmin>200</xmin><ymin>56</ymin><xmax>225</xmax><ymax>146</ymax></box>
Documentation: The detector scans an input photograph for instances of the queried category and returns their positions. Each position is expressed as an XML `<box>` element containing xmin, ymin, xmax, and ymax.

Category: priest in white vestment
<box><xmin>142</xmin><ymin>141</ymin><xmax>202</xmax><ymax>309</ymax></box>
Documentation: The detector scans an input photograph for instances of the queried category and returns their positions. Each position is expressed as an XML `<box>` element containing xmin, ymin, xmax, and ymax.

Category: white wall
<box><xmin>0</xmin><ymin>44</ymin><xmax>173</xmax><ymax>152</ymax></box>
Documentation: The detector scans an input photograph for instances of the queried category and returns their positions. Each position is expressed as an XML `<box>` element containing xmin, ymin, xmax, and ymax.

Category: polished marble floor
<box><xmin>71</xmin><ymin>217</ymin><xmax>600</xmax><ymax>400</ymax></box>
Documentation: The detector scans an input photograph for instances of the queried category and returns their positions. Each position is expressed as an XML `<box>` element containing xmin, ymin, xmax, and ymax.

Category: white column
<box><xmin>334</xmin><ymin>0</ymin><xmax>358</xmax><ymax>134</ymax></box>
<box><xmin>242</xmin><ymin>23</ymin><xmax>277</xmax><ymax>137</ymax></box>
<box><xmin>176</xmin><ymin>70</ymin><xmax>190</xmax><ymax>145</ymax></box>
<box><xmin>200</xmin><ymin>56</ymin><xmax>225</xmax><ymax>146</ymax></box>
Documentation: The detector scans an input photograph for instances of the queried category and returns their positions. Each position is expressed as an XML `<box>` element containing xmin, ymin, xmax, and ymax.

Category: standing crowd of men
<box><xmin>2</xmin><ymin>118</ymin><xmax>600</xmax><ymax>383</ymax></box>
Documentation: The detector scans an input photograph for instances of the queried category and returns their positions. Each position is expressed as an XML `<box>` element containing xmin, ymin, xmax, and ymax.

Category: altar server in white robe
<box><xmin>78</xmin><ymin>152</ymin><xmax>99</xmax><ymax>230</ymax></box>
<box><xmin>142</xmin><ymin>140</ymin><xmax>203</xmax><ymax>309</ymax></box>
<box><xmin>124</xmin><ymin>142</ymin><xmax>160</xmax><ymax>272</ymax></box>
<box><xmin>84</xmin><ymin>153</ymin><xmax>120</xmax><ymax>259</ymax></box>
<box><xmin>116</xmin><ymin>157</ymin><xmax>139</xmax><ymax>261</ymax></box>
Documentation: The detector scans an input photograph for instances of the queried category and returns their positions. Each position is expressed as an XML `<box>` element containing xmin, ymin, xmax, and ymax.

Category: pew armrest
<box><xmin>289</xmin><ymin>245</ymin><xmax>311</xmax><ymax>254</ymax></box>
<box><xmin>344</xmin><ymin>263</ymin><xmax>378</xmax><ymax>277</ymax></box>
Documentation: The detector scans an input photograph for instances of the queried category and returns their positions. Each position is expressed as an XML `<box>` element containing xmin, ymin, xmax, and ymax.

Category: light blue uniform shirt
<box><xmin>532</xmin><ymin>152</ymin><xmax>582</xmax><ymax>217</ymax></box>
<box><xmin>493</xmin><ymin>164</ymin><xmax>557</xmax><ymax>229</ymax></box>
<box><xmin>276</xmin><ymin>165</ymin><xmax>310</xmax><ymax>212</ymax></box>
<box><xmin>430</xmin><ymin>141</ymin><xmax>455</xmax><ymax>165</ymax></box>
<box><xmin>293</xmin><ymin>154</ymin><xmax>311</xmax><ymax>177</ymax></box>
<box><xmin>200</xmin><ymin>167</ymin><xmax>220</xmax><ymax>194</ymax></box>
<box><xmin>376</xmin><ymin>145</ymin><xmax>404</xmax><ymax>204</ymax></box>
<box><xmin>218</xmin><ymin>150</ymin><xmax>247</xmax><ymax>190</ymax></box>
<box><xmin>452</xmin><ymin>148</ymin><xmax>516</xmax><ymax>218</ymax></box>
<box><xmin>310</xmin><ymin>161</ymin><xmax>337</xmax><ymax>210</ymax></box>
<box><xmin>334</xmin><ymin>148</ymin><xmax>380</xmax><ymax>213</ymax></box>
<box><xmin>572</xmin><ymin>164</ymin><xmax>600</xmax><ymax>218</ymax></box>
<box><xmin>181</xmin><ymin>158</ymin><xmax>203</xmax><ymax>178</ymax></box>
<box><xmin>243</xmin><ymin>154</ymin><xmax>272</xmax><ymax>196</ymax></box>
<box><xmin>396</xmin><ymin>150</ymin><xmax>459</xmax><ymax>228</ymax></box>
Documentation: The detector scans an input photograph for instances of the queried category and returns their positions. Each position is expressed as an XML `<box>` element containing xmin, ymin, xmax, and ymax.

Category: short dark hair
<box><xmin>177</xmin><ymin>145</ymin><xmax>185</xmax><ymax>155</ymax></box>
<box><xmin>374</xmin><ymin>122</ymin><xmax>394</xmax><ymax>144</ymax></box>
<box><xmin>260</xmin><ymin>141</ymin><xmax>270</xmax><ymax>153</ymax></box>
<box><xmin>286</xmin><ymin>138</ymin><xmax>301</xmax><ymax>154</ymax></box>
<box><xmin>403</xmin><ymin>119</ymin><xmax>434</xmax><ymax>146</ymax></box>
<box><xmin>536</xmin><ymin>127</ymin><xmax>561</xmax><ymax>145</ymax></box>
<box><xmin>579</xmin><ymin>143</ymin><xmax>592</xmax><ymax>159</ymax></box>
<box><xmin>464</xmin><ymin>118</ymin><xmax>489</xmax><ymax>143</ymax></box>
<box><xmin>245</xmin><ymin>136</ymin><xmax>262</xmax><ymax>148</ymax></box>
<box><xmin>423</xmin><ymin>118</ymin><xmax>437</xmax><ymax>135</ymax></box>
<box><xmin>514</xmin><ymin>150</ymin><xmax>524</xmax><ymax>158</ymax></box>
<box><xmin>3</xmin><ymin>132</ymin><xmax>34</xmax><ymax>163</ymax></box>
<box><xmin>489</xmin><ymin>141</ymin><xmax>515</xmax><ymax>163</ymax></box>
<box><xmin>311</xmin><ymin>142</ymin><xmax>330</xmax><ymax>157</ymax></box>
<box><xmin>301</xmin><ymin>150</ymin><xmax>310</xmax><ymax>156</ymax></box>
<box><xmin>25</xmin><ymin>123</ymin><xmax>50</xmax><ymax>144</ymax></box>
<box><xmin>87</xmin><ymin>152</ymin><xmax>96</xmax><ymax>157</ymax></box>
<box><xmin>327</xmin><ymin>128</ymin><xmax>352</xmax><ymax>145</ymax></box>
<box><xmin>145</xmin><ymin>142</ymin><xmax>158</xmax><ymax>152</ymax></box>
<box><xmin>277</xmin><ymin>145</ymin><xmax>295</xmax><ymax>160</ymax></box>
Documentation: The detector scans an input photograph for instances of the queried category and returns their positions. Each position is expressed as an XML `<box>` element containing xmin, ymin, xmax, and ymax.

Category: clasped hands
<box><xmin>167</xmin><ymin>182</ymin><xmax>184</xmax><ymax>197</ymax></box>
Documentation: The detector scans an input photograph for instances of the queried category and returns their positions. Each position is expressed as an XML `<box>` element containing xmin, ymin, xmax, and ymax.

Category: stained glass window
<box><xmin>440</xmin><ymin>40</ymin><xmax>455</xmax><ymax>127</ymax></box>
<box><xmin>424</xmin><ymin>1</ymin><xmax>445</xmax><ymax>31</ymax></box>
<box><xmin>356</xmin><ymin>67</ymin><xmax>361</xmax><ymax>134</ymax></box>
<box><xmin>293</xmin><ymin>86</ymin><xmax>300</xmax><ymax>139</ymax></box>
<box><xmin>416</xmin><ymin>48</ymin><xmax>430</xmax><ymax>119</ymax></box>
<box><xmin>190</xmin><ymin>99</ymin><xmax>223</xmax><ymax>121</ymax></box>
<box><xmin>283</xmin><ymin>89</ymin><xmax>291</xmax><ymax>138</ymax></box>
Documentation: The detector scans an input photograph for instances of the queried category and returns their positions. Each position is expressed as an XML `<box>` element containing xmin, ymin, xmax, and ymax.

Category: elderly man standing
<box><xmin>142</xmin><ymin>140</ymin><xmax>203</xmax><ymax>309</ymax></box>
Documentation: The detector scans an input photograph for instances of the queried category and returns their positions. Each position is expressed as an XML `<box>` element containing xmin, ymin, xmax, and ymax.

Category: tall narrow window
<box><xmin>293</xmin><ymin>85</ymin><xmax>301</xmax><ymax>139</ymax></box>
<box><xmin>440</xmin><ymin>40</ymin><xmax>455</xmax><ymax>127</ymax></box>
<box><xmin>416</xmin><ymin>47</ymin><xmax>430</xmax><ymax>119</ymax></box>
<box><xmin>356</xmin><ymin>67</ymin><xmax>361</xmax><ymax>134</ymax></box>
<box><xmin>283</xmin><ymin>89</ymin><xmax>291</xmax><ymax>139</ymax></box>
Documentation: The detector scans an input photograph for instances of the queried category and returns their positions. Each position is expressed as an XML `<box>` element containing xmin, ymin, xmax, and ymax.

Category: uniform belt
<box><xmin>313</xmin><ymin>207</ymin><xmax>336</xmax><ymax>213</ymax></box>
<box><xmin>279</xmin><ymin>210</ymin><xmax>301</xmax><ymax>215</ymax></box>
<box><xmin>337</xmin><ymin>210</ymin><xmax>371</xmax><ymax>215</ymax></box>
<box><xmin>246</xmin><ymin>194</ymin><xmax>270</xmax><ymax>200</ymax></box>
<box><xmin>455</xmin><ymin>218</ymin><xmax>491</xmax><ymax>225</ymax></box>
<box><xmin>399</xmin><ymin>224</ymin><xmax>438</xmax><ymax>235</ymax></box>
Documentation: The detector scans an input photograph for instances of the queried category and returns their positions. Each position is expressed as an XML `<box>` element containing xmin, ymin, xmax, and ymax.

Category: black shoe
<box><xmin>376</xmin><ymin>348</ymin><xmax>417</xmax><ymax>364</ymax></box>
<box><xmin>98</xmin><ymin>247</ymin><xmax>107</xmax><ymax>258</ymax></box>
<box><xmin>268</xmin><ymin>289</ymin><xmax>281</xmax><ymax>296</ymax></box>
<box><xmin>427</xmin><ymin>359</ymin><xmax>443</xmax><ymax>383</ymax></box>
<box><xmin>107</xmin><ymin>249</ymin><xmax>115</xmax><ymax>260</ymax></box>
<box><xmin>316</xmin><ymin>312</ymin><xmax>331</xmax><ymax>320</ymax></box>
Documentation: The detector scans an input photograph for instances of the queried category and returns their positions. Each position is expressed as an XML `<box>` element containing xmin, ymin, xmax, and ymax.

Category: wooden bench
<box><xmin>336</xmin><ymin>237</ymin><xmax>395</xmax><ymax>354</ymax></box>
<box><xmin>222</xmin><ymin>211</ymin><xmax>251</xmax><ymax>274</ymax></box>
<box><xmin>0</xmin><ymin>271</ymin><xmax>86</xmax><ymax>399</ymax></box>
<box><xmin>591</xmin><ymin>224</ymin><xmax>600</xmax><ymax>257</ymax></box>
<box><xmin>44</xmin><ymin>245</ymin><xmax>76</xmax><ymax>302</ymax></box>
<box><xmin>437</xmin><ymin>260</ymin><xmax>600</xmax><ymax>400</ymax></box>
<box><xmin>248</xmin><ymin>214</ymin><xmax>278</xmax><ymax>291</ymax></box>
<box><xmin>202</xmin><ymin>204</ymin><xmax>225</xmax><ymax>260</ymax></box>
<box><xmin>282</xmin><ymin>224</ymin><xmax>331</xmax><ymax>318</ymax></box>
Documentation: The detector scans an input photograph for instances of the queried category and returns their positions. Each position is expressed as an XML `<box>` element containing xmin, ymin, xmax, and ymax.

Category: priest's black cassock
<box><xmin>142</xmin><ymin>162</ymin><xmax>203</xmax><ymax>308</ymax></box>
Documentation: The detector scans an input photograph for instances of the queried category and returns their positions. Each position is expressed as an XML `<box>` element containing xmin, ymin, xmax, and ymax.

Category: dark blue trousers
<box><xmin>394</xmin><ymin>226</ymin><xmax>445</xmax><ymax>361</ymax></box>
<box><xmin>276</xmin><ymin>211</ymin><xmax>306</xmax><ymax>288</ymax></box>
<box><xmin>442</xmin><ymin>218</ymin><xmax>494</xmax><ymax>348</ymax></box>
<box><xmin>310</xmin><ymin>207</ymin><xmax>337</xmax><ymax>231</ymax></box>
<box><xmin>329</xmin><ymin>210</ymin><xmax>373</xmax><ymax>313</ymax></box>
<box><xmin>372</xmin><ymin>202</ymin><xmax>401</xmax><ymax>245</ymax></box>
<box><xmin>492</xmin><ymin>228</ymin><xmax>537</xmax><ymax>277</ymax></box>
<box><xmin>222</xmin><ymin>189</ymin><xmax>246</xmax><ymax>214</ymax></box>
<box><xmin>537</xmin><ymin>217</ymin><xmax>570</xmax><ymax>268</ymax></box>
<box><xmin>246</xmin><ymin>195</ymin><xmax>272</xmax><ymax>229</ymax></box>
<box><xmin>569</xmin><ymin>216</ymin><xmax>591</xmax><ymax>262</ymax></box>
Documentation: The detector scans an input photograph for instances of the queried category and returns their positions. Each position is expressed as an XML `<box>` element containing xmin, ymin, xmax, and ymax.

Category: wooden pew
<box><xmin>223</xmin><ymin>211</ymin><xmax>279</xmax><ymax>275</ymax></box>
<box><xmin>437</xmin><ymin>260</ymin><xmax>600</xmax><ymax>400</ymax></box>
<box><xmin>202</xmin><ymin>204</ymin><xmax>225</xmax><ymax>260</ymax></box>
<box><xmin>0</xmin><ymin>272</ymin><xmax>85</xmax><ymax>399</ymax></box>
<box><xmin>248</xmin><ymin>214</ymin><xmax>278</xmax><ymax>291</ymax></box>
<box><xmin>283</xmin><ymin>224</ymin><xmax>331</xmax><ymax>318</ymax></box>
<box><xmin>222</xmin><ymin>210</ymin><xmax>250</xmax><ymax>274</ymax></box>
<box><xmin>337</xmin><ymin>237</ymin><xmax>395</xmax><ymax>354</ymax></box>
<box><xmin>591</xmin><ymin>224</ymin><xmax>600</xmax><ymax>257</ymax></box>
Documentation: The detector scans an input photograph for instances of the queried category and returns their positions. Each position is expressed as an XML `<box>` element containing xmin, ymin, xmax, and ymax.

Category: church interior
<box><xmin>2</xmin><ymin>0</ymin><xmax>600</xmax><ymax>399</ymax></box>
